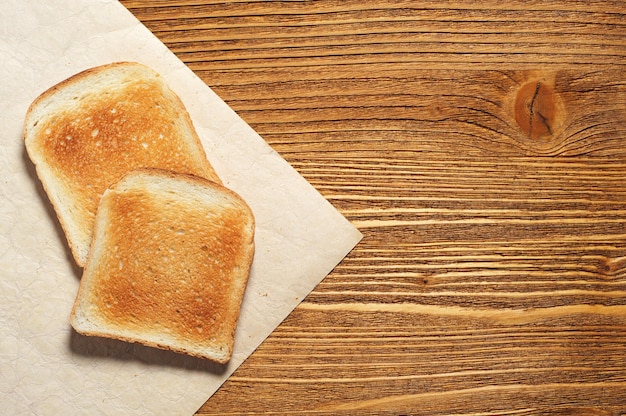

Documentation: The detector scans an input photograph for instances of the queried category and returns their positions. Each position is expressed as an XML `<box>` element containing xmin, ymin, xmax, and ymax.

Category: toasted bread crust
<box><xmin>70</xmin><ymin>169</ymin><xmax>255</xmax><ymax>363</ymax></box>
<box><xmin>24</xmin><ymin>62</ymin><xmax>221</xmax><ymax>266</ymax></box>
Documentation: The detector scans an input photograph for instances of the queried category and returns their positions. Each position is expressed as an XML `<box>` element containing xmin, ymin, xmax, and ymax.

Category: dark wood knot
<box><xmin>514</xmin><ymin>81</ymin><xmax>559</xmax><ymax>140</ymax></box>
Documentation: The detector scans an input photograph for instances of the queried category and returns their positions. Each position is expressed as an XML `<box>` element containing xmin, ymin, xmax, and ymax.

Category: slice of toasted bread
<box><xmin>24</xmin><ymin>62</ymin><xmax>221</xmax><ymax>266</ymax></box>
<box><xmin>70</xmin><ymin>168</ymin><xmax>254</xmax><ymax>363</ymax></box>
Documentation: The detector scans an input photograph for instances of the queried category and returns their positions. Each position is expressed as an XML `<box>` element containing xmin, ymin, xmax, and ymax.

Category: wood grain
<box><xmin>120</xmin><ymin>1</ymin><xmax>626</xmax><ymax>414</ymax></box>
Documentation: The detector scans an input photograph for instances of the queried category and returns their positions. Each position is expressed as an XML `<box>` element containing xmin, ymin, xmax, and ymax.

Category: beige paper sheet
<box><xmin>0</xmin><ymin>1</ymin><xmax>363</xmax><ymax>414</ymax></box>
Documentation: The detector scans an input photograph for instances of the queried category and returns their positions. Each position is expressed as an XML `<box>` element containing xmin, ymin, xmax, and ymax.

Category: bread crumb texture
<box><xmin>97</xmin><ymin>187</ymin><xmax>249</xmax><ymax>347</ymax></box>
<box><xmin>37</xmin><ymin>77</ymin><xmax>208</xmax><ymax>216</ymax></box>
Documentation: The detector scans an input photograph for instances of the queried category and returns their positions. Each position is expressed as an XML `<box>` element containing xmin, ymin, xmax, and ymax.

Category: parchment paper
<box><xmin>0</xmin><ymin>1</ymin><xmax>363</xmax><ymax>414</ymax></box>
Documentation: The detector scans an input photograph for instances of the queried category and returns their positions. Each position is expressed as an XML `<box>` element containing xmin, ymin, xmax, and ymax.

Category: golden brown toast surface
<box><xmin>24</xmin><ymin>62</ymin><xmax>221</xmax><ymax>265</ymax></box>
<box><xmin>71</xmin><ymin>169</ymin><xmax>255</xmax><ymax>362</ymax></box>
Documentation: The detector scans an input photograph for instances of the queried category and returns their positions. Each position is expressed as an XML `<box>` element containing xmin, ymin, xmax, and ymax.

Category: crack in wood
<box><xmin>528</xmin><ymin>81</ymin><xmax>541</xmax><ymax>139</ymax></box>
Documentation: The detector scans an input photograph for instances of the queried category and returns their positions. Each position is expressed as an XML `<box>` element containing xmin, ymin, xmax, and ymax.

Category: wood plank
<box><xmin>119</xmin><ymin>0</ymin><xmax>626</xmax><ymax>414</ymax></box>
<box><xmin>124</xmin><ymin>0</ymin><xmax>626</xmax><ymax>70</ymax></box>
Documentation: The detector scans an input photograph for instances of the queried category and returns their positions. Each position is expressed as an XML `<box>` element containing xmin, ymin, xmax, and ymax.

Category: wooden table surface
<box><xmin>120</xmin><ymin>1</ymin><xmax>626</xmax><ymax>414</ymax></box>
